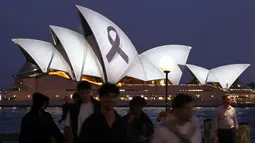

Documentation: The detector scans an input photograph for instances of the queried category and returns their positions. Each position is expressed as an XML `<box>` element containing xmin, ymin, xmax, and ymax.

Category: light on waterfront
<box><xmin>159</xmin><ymin>56</ymin><xmax>175</xmax><ymax>72</ymax></box>
<box><xmin>158</xmin><ymin>97</ymin><xmax>163</xmax><ymax>100</ymax></box>
<box><xmin>159</xmin><ymin>56</ymin><xmax>175</xmax><ymax>112</ymax></box>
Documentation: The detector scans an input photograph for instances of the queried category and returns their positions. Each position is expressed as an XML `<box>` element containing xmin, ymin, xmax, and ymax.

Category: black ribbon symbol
<box><xmin>106</xmin><ymin>26</ymin><xmax>129</xmax><ymax>64</ymax></box>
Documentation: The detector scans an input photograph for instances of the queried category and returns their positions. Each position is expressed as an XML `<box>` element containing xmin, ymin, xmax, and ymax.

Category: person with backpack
<box><xmin>152</xmin><ymin>94</ymin><xmax>202</xmax><ymax>143</ymax></box>
<box><xmin>123</xmin><ymin>96</ymin><xmax>154</xmax><ymax>143</ymax></box>
<box><xmin>63</xmin><ymin>81</ymin><xmax>100</xmax><ymax>143</ymax></box>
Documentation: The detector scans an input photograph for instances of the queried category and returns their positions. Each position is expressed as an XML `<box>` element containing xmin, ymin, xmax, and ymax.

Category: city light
<box><xmin>120</xmin><ymin>97</ymin><xmax>126</xmax><ymax>100</ymax></box>
<box><xmin>188</xmin><ymin>89</ymin><xmax>203</xmax><ymax>92</ymax></box>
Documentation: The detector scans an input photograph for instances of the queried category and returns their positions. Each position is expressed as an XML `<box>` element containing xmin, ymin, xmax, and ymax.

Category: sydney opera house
<box><xmin>6</xmin><ymin>5</ymin><xmax>255</xmax><ymax>105</ymax></box>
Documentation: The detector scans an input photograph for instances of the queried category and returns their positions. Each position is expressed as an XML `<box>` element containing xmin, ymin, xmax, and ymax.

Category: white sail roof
<box><xmin>125</xmin><ymin>45</ymin><xmax>191</xmax><ymax>85</ymax></box>
<box><xmin>49</xmin><ymin>25</ymin><xmax>104</xmax><ymax>81</ymax></box>
<box><xmin>12</xmin><ymin>38</ymin><xmax>74</xmax><ymax>79</ymax></box>
<box><xmin>76</xmin><ymin>5</ymin><xmax>139</xmax><ymax>83</ymax></box>
<box><xmin>186</xmin><ymin>64</ymin><xmax>209</xmax><ymax>84</ymax></box>
<box><xmin>12</xmin><ymin>5</ymin><xmax>251</xmax><ymax>86</ymax></box>
<box><xmin>207</xmin><ymin>64</ymin><xmax>250</xmax><ymax>89</ymax></box>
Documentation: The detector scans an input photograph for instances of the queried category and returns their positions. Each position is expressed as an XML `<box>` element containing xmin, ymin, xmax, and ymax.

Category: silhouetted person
<box><xmin>63</xmin><ymin>81</ymin><xmax>100</xmax><ymax>143</ymax></box>
<box><xmin>19</xmin><ymin>92</ymin><xmax>63</xmax><ymax>143</ymax></box>
<box><xmin>78</xmin><ymin>83</ymin><xmax>126</xmax><ymax>143</ymax></box>
<box><xmin>152</xmin><ymin>94</ymin><xmax>201</xmax><ymax>143</ymax></box>
<box><xmin>59</xmin><ymin>96</ymin><xmax>71</xmax><ymax>123</ymax></box>
<box><xmin>71</xmin><ymin>92</ymin><xmax>82</xmax><ymax>104</ymax></box>
<box><xmin>59</xmin><ymin>93</ymin><xmax>82</xmax><ymax>124</ymax></box>
<box><xmin>123</xmin><ymin>96</ymin><xmax>154</xmax><ymax>143</ymax></box>
<box><xmin>213</xmin><ymin>95</ymin><xmax>238</xmax><ymax>143</ymax></box>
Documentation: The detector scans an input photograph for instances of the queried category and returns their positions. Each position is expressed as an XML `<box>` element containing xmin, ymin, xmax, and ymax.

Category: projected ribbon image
<box><xmin>106</xmin><ymin>26</ymin><xmax>129</xmax><ymax>64</ymax></box>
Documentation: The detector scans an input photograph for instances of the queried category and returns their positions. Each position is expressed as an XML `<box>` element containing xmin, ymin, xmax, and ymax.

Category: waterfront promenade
<box><xmin>0</xmin><ymin>107</ymin><xmax>254</xmax><ymax>142</ymax></box>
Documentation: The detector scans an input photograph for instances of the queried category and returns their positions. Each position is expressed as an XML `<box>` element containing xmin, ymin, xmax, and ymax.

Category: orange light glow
<box><xmin>48</xmin><ymin>71</ymin><xmax>70</xmax><ymax>79</ymax></box>
<box><xmin>117</xmin><ymin>82</ymin><xmax>122</xmax><ymax>87</ymax></box>
<box><xmin>81</xmin><ymin>77</ymin><xmax>103</xmax><ymax>86</ymax></box>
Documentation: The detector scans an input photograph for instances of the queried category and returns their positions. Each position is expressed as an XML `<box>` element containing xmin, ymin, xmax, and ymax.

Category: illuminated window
<box><xmin>159</xmin><ymin>80</ymin><xmax>165</xmax><ymax>86</ymax></box>
<box><xmin>120</xmin><ymin>97</ymin><xmax>126</xmax><ymax>100</ymax></box>
<box><xmin>117</xmin><ymin>83</ymin><xmax>122</xmax><ymax>87</ymax></box>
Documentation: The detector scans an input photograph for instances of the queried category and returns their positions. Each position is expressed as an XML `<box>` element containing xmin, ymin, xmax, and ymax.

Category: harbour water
<box><xmin>0</xmin><ymin>107</ymin><xmax>255</xmax><ymax>141</ymax></box>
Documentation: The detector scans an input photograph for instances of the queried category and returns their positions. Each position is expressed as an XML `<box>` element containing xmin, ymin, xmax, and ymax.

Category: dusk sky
<box><xmin>1</xmin><ymin>0</ymin><xmax>255</xmax><ymax>88</ymax></box>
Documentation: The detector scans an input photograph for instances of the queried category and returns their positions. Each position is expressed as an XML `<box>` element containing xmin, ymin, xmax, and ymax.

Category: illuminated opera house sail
<box><xmin>8</xmin><ymin>5</ymin><xmax>253</xmax><ymax>103</ymax></box>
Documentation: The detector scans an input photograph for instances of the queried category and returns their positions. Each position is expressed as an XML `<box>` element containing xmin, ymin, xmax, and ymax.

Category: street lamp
<box><xmin>160</xmin><ymin>56</ymin><xmax>175</xmax><ymax>112</ymax></box>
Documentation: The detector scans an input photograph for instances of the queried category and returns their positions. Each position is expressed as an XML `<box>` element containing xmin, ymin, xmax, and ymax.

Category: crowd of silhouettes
<box><xmin>19</xmin><ymin>81</ymin><xmax>227</xmax><ymax>143</ymax></box>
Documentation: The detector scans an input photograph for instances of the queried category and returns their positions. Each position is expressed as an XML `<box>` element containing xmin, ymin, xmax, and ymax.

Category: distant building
<box><xmin>8</xmin><ymin>5</ymin><xmax>254</xmax><ymax>104</ymax></box>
